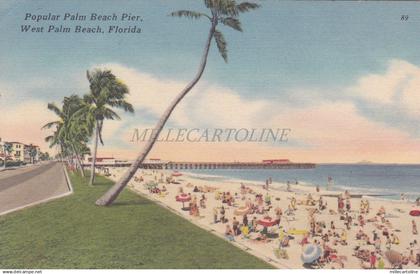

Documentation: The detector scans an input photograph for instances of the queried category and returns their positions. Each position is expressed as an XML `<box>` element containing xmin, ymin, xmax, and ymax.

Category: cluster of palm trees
<box><xmin>43</xmin><ymin>69</ymin><xmax>134</xmax><ymax>185</ymax></box>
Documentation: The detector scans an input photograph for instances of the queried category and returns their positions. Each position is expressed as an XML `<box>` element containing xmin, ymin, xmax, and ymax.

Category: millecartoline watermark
<box><xmin>130</xmin><ymin>128</ymin><xmax>291</xmax><ymax>143</ymax></box>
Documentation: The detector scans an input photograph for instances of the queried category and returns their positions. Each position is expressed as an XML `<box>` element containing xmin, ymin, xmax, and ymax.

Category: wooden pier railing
<box><xmin>84</xmin><ymin>161</ymin><xmax>316</xmax><ymax>170</ymax></box>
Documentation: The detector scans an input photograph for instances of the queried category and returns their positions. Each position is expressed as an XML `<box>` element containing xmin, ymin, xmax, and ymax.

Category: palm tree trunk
<box><xmin>96</xmin><ymin>23</ymin><xmax>217</xmax><ymax>206</ymax></box>
<box><xmin>71</xmin><ymin>143</ymin><xmax>85</xmax><ymax>177</ymax></box>
<box><xmin>90</xmin><ymin>120</ymin><xmax>100</xmax><ymax>186</ymax></box>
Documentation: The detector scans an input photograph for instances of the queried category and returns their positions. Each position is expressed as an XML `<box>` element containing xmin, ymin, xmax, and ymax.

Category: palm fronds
<box><xmin>214</xmin><ymin>30</ymin><xmax>228</xmax><ymax>62</ymax></box>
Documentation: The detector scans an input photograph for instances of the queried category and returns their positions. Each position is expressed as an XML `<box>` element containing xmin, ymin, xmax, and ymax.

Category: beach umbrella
<box><xmin>301</xmin><ymin>244</ymin><xmax>323</xmax><ymax>264</ymax></box>
<box><xmin>234</xmin><ymin>206</ymin><xmax>250</xmax><ymax>216</ymax></box>
<box><xmin>175</xmin><ymin>193</ymin><xmax>191</xmax><ymax>210</ymax></box>
<box><xmin>385</xmin><ymin>250</ymin><xmax>402</xmax><ymax>267</ymax></box>
<box><xmin>172</xmin><ymin>171</ymin><xmax>183</xmax><ymax>177</ymax></box>
<box><xmin>257</xmin><ymin>216</ymin><xmax>279</xmax><ymax>227</ymax></box>
<box><xmin>409</xmin><ymin>209</ymin><xmax>420</xmax><ymax>217</ymax></box>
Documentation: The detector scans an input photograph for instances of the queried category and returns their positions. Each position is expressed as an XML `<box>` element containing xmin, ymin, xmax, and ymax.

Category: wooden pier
<box><xmin>84</xmin><ymin>161</ymin><xmax>316</xmax><ymax>170</ymax></box>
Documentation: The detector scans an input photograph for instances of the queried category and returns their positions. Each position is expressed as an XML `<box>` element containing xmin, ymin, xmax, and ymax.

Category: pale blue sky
<box><xmin>1</xmin><ymin>0</ymin><xmax>419</xmax><ymax>101</ymax></box>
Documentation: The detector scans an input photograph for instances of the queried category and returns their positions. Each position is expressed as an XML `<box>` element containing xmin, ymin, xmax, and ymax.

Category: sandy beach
<box><xmin>102</xmin><ymin>167</ymin><xmax>420</xmax><ymax>269</ymax></box>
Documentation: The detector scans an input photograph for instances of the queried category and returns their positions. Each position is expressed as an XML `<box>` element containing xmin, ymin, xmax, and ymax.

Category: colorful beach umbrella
<box><xmin>385</xmin><ymin>250</ymin><xmax>402</xmax><ymax>267</ymax></box>
<box><xmin>234</xmin><ymin>206</ymin><xmax>250</xmax><ymax>216</ymax></box>
<box><xmin>172</xmin><ymin>171</ymin><xmax>183</xmax><ymax>177</ymax></box>
<box><xmin>257</xmin><ymin>217</ymin><xmax>279</xmax><ymax>227</ymax></box>
<box><xmin>301</xmin><ymin>244</ymin><xmax>322</xmax><ymax>264</ymax></box>
<box><xmin>175</xmin><ymin>193</ymin><xmax>191</xmax><ymax>210</ymax></box>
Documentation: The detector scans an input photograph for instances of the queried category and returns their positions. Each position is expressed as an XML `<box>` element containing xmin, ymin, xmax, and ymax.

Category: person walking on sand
<box><xmin>413</xmin><ymin>220</ymin><xmax>418</xmax><ymax>235</ymax></box>
<box><xmin>346</xmin><ymin>197</ymin><xmax>351</xmax><ymax>212</ymax></box>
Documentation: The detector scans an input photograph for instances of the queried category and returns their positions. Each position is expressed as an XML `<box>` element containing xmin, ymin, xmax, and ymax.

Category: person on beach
<box><xmin>344</xmin><ymin>213</ymin><xmax>351</xmax><ymax>230</ymax></box>
<box><xmin>356</xmin><ymin>229</ymin><xmax>365</xmax><ymax>240</ymax></box>
<box><xmin>369</xmin><ymin>252</ymin><xmax>377</xmax><ymax>269</ymax></box>
<box><xmin>377</xmin><ymin>256</ymin><xmax>385</xmax><ymax>269</ymax></box>
<box><xmin>243</xmin><ymin>214</ymin><xmax>248</xmax><ymax>227</ymax></box>
<box><xmin>275</xmin><ymin>207</ymin><xmax>282</xmax><ymax>225</ymax></box>
<box><xmin>391</xmin><ymin>233</ymin><xmax>400</xmax><ymax>245</ymax></box>
<box><xmin>200</xmin><ymin>194</ymin><xmax>206</xmax><ymax>208</ymax></box>
<box><xmin>220</xmin><ymin>206</ymin><xmax>226</xmax><ymax>223</ymax></box>
<box><xmin>264</xmin><ymin>193</ymin><xmax>271</xmax><ymax>206</ymax></box>
<box><xmin>360</xmin><ymin>199</ymin><xmax>365</xmax><ymax>214</ymax></box>
<box><xmin>374</xmin><ymin>237</ymin><xmax>381</xmax><ymax>253</ymax></box>
<box><xmin>310</xmin><ymin>220</ymin><xmax>316</xmax><ymax>237</ymax></box>
<box><xmin>330</xmin><ymin>221</ymin><xmax>336</xmax><ymax>230</ymax></box>
<box><xmin>232</xmin><ymin>217</ymin><xmax>240</xmax><ymax>236</ymax></box>
<box><xmin>286</xmin><ymin>181</ymin><xmax>291</xmax><ymax>192</ymax></box>
<box><xmin>225</xmin><ymin>225</ymin><xmax>235</xmax><ymax>241</ymax></box>
<box><xmin>290</xmin><ymin>197</ymin><xmax>297</xmax><ymax>210</ymax></box>
<box><xmin>300</xmin><ymin>233</ymin><xmax>310</xmax><ymax>248</ymax></box>
<box><xmin>382</xmin><ymin>227</ymin><xmax>389</xmax><ymax>238</ymax></box>
<box><xmin>251</xmin><ymin>216</ymin><xmax>258</xmax><ymax>232</ymax></box>
<box><xmin>213</xmin><ymin>207</ymin><xmax>218</xmax><ymax>224</ymax></box>
<box><xmin>240</xmin><ymin>183</ymin><xmax>246</xmax><ymax>197</ymax></box>
<box><xmin>372</xmin><ymin>230</ymin><xmax>378</xmax><ymax>242</ymax></box>
<box><xmin>345</xmin><ymin>197</ymin><xmax>351</xmax><ymax>212</ymax></box>
<box><xmin>306</xmin><ymin>193</ymin><xmax>314</xmax><ymax>206</ymax></box>
<box><xmin>338</xmin><ymin>196</ymin><xmax>344</xmax><ymax>214</ymax></box>
<box><xmin>408</xmin><ymin>249</ymin><xmax>416</xmax><ymax>264</ymax></box>
<box><xmin>412</xmin><ymin>220</ymin><xmax>418</xmax><ymax>235</ymax></box>
<box><xmin>409</xmin><ymin>239</ymin><xmax>417</xmax><ymax>248</ymax></box>
<box><xmin>240</xmin><ymin>223</ymin><xmax>249</xmax><ymax>238</ymax></box>
<box><xmin>340</xmin><ymin>230</ymin><xmax>347</xmax><ymax>245</ymax></box>
<box><xmin>385</xmin><ymin>236</ymin><xmax>392</xmax><ymax>250</ymax></box>
<box><xmin>265</xmin><ymin>178</ymin><xmax>271</xmax><ymax>191</ymax></box>
<box><xmin>358</xmin><ymin>215</ymin><xmax>365</xmax><ymax>228</ymax></box>
<box><xmin>377</xmin><ymin>206</ymin><xmax>386</xmax><ymax>216</ymax></box>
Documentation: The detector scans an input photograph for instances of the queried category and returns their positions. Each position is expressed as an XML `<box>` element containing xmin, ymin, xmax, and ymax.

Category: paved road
<box><xmin>0</xmin><ymin>162</ymin><xmax>70</xmax><ymax>215</ymax></box>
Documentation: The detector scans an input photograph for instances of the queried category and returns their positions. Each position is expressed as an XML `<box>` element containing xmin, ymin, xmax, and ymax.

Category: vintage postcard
<box><xmin>0</xmin><ymin>0</ymin><xmax>419</xmax><ymax>272</ymax></box>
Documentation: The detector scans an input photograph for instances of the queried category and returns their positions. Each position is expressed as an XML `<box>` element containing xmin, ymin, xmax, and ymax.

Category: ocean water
<box><xmin>183</xmin><ymin>164</ymin><xmax>420</xmax><ymax>201</ymax></box>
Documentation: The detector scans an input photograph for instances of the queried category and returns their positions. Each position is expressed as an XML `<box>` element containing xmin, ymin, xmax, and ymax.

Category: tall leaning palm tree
<box><xmin>81</xmin><ymin>69</ymin><xmax>134</xmax><ymax>186</ymax></box>
<box><xmin>96</xmin><ymin>0</ymin><xmax>260</xmax><ymax>206</ymax></box>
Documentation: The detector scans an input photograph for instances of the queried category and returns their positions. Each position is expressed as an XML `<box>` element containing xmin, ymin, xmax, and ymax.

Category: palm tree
<box><xmin>43</xmin><ymin>95</ymin><xmax>89</xmax><ymax>176</ymax></box>
<box><xmin>27</xmin><ymin>145</ymin><xmax>37</xmax><ymax>164</ymax></box>
<box><xmin>80</xmin><ymin>69</ymin><xmax>134</xmax><ymax>186</ymax></box>
<box><xmin>2</xmin><ymin>142</ymin><xmax>13</xmax><ymax>168</ymax></box>
<box><xmin>96</xmin><ymin>0</ymin><xmax>260</xmax><ymax>206</ymax></box>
